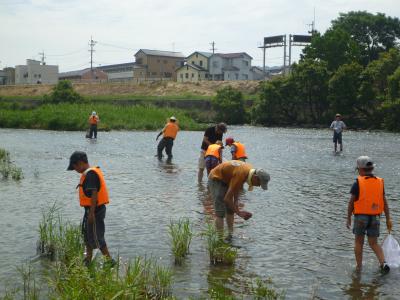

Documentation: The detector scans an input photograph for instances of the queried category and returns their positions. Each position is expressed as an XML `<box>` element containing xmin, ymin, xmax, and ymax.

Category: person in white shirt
<box><xmin>330</xmin><ymin>113</ymin><xmax>346</xmax><ymax>152</ymax></box>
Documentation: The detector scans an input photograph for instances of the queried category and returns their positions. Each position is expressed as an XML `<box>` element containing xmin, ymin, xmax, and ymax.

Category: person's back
<box><xmin>209</xmin><ymin>160</ymin><xmax>252</xmax><ymax>187</ymax></box>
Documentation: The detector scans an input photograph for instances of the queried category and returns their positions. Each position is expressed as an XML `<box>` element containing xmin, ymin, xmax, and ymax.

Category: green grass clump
<box><xmin>38</xmin><ymin>203</ymin><xmax>84</xmax><ymax>263</ymax></box>
<box><xmin>168</xmin><ymin>218</ymin><xmax>193</xmax><ymax>264</ymax></box>
<box><xmin>202</xmin><ymin>223</ymin><xmax>237</xmax><ymax>265</ymax></box>
<box><xmin>250</xmin><ymin>278</ymin><xmax>286</xmax><ymax>300</ymax></box>
<box><xmin>0</xmin><ymin>148</ymin><xmax>23</xmax><ymax>181</ymax></box>
<box><xmin>0</xmin><ymin>103</ymin><xmax>206</xmax><ymax>131</ymax></box>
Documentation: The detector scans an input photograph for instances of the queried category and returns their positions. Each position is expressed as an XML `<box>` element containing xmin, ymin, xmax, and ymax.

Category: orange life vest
<box><xmin>205</xmin><ymin>144</ymin><xmax>222</xmax><ymax>159</ymax></box>
<box><xmin>89</xmin><ymin>115</ymin><xmax>98</xmax><ymax>125</ymax></box>
<box><xmin>232</xmin><ymin>142</ymin><xmax>247</xmax><ymax>159</ymax></box>
<box><xmin>164</xmin><ymin>122</ymin><xmax>179</xmax><ymax>139</ymax></box>
<box><xmin>79</xmin><ymin>167</ymin><xmax>109</xmax><ymax>207</ymax></box>
<box><xmin>354</xmin><ymin>175</ymin><xmax>384</xmax><ymax>215</ymax></box>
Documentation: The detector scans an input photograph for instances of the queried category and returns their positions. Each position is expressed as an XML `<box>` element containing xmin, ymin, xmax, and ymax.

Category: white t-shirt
<box><xmin>330</xmin><ymin>120</ymin><xmax>346</xmax><ymax>133</ymax></box>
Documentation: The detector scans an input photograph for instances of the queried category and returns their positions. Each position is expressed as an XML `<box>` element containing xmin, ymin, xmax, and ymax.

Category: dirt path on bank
<box><xmin>0</xmin><ymin>81</ymin><xmax>261</xmax><ymax>98</ymax></box>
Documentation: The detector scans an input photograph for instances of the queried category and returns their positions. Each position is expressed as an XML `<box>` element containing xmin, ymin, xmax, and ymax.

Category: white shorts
<box><xmin>198</xmin><ymin>150</ymin><xmax>206</xmax><ymax>169</ymax></box>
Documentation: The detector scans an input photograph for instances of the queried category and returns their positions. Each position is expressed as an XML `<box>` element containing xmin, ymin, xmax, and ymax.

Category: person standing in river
<box><xmin>208</xmin><ymin>160</ymin><xmax>270</xmax><ymax>240</ymax></box>
<box><xmin>225</xmin><ymin>137</ymin><xmax>248</xmax><ymax>162</ymax></box>
<box><xmin>88</xmin><ymin>111</ymin><xmax>99</xmax><ymax>139</ymax></box>
<box><xmin>67</xmin><ymin>151</ymin><xmax>115</xmax><ymax>266</ymax></box>
<box><xmin>198</xmin><ymin>123</ymin><xmax>227</xmax><ymax>182</ymax></box>
<box><xmin>346</xmin><ymin>156</ymin><xmax>392</xmax><ymax>273</ymax></box>
<box><xmin>156</xmin><ymin>116</ymin><xmax>179</xmax><ymax>161</ymax></box>
<box><xmin>330</xmin><ymin>113</ymin><xmax>346</xmax><ymax>152</ymax></box>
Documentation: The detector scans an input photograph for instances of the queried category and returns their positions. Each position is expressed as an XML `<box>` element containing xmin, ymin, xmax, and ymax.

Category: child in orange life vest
<box><xmin>156</xmin><ymin>116</ymin><xmax>179</xmax><ymax>161</ymax></box>
<box><xmin>204</xmin><ymin>140</ymin><xmax>223</xmax><ymax>175</ymax></box>
<box><xmin>67</xmin><ymin>151</ymin><xmax>115</xmax><ymax>266</ymax></box>
<box><xmin>225</xmin><ymin>137</ymin><xmax>248</xmax><ymax>162</ymax></box>
<box><xmin>88</xmin><ymin>111</ymin><xmax>99</xmax><ymax>139</ymax></box>
<box><xmin>346</xmin><ymin>156</ymin><xmax>392</xmax><ymax>273</ymax></box>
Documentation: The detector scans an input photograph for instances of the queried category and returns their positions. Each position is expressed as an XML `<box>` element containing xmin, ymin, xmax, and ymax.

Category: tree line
<box><xmin>213</xmin><ymin>11</ymin><xmax>400</xmax><ymax>131</ymax></box>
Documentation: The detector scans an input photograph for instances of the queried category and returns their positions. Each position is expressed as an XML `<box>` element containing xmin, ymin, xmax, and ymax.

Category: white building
<box><xmin>15</xmin><ymin>59</ymin><xmax>58</xmax><ymax>85</ymax></box>
<box><xmin>209</xmin><ymin>53</ymin><xmax>252</xmax><ymax>81</ymax></box>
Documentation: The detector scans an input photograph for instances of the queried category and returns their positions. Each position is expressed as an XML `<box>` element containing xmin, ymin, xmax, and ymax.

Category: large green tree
<box><xmin>331</xmin><ymin>11</ymin><xmax>400</xmax><ymax>64</ymax></box>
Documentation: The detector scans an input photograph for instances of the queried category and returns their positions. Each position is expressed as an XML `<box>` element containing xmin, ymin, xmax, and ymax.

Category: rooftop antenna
<box><xmin>308</xmin><ymin>7</ymin><xmax>316</xmax><ymax>35</ymax></box>
<box><xmin>38</xmin><ymin>51</ymin><xmax>46</xmax><ymax>65</ymax></box>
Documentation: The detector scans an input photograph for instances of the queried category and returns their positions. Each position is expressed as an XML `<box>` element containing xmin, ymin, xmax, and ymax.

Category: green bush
<box><xmin>44</xmin><ymin>80</ymin><xmax>84</xmax><ymax>104</ymax></box>
<box><xmin>212</xmin><ymin>86</ymin><xmax>246</xmax><ymax>124</ymax></box>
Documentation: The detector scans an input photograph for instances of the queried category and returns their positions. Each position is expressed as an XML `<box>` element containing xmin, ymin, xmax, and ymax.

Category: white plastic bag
<box><xmin>382</xmin><ymin>234</ymin><xmax>400</xmax><ymax>268</ymax></box>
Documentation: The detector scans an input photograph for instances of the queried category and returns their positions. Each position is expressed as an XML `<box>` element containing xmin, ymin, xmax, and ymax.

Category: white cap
<box><xmin>92</xmin><ymin>111</ymin><xmax>96</xmax><ymax>116</ymax></box>
<box><xmin>170</xmin><ymin>116</ymin><xmax>176</xmax><ymax>121</ymax></box>
<box><xmin>356</xmin><ymin>156</ymin><xmax>375</xmax><ymax>169</ymax></box>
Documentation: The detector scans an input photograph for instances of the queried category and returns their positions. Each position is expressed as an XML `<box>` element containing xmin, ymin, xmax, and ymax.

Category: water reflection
<box><xmin>342</xmin><ymin>272</ymin><xmax>381</xmax><ymax>300</ymax></box>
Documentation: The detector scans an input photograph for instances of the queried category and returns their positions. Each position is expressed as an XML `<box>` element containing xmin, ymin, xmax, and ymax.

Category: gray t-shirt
<box><xmin>330</xmin><ymin>120</ymin><xmax>346</xmax><ymax>133</ymax></box>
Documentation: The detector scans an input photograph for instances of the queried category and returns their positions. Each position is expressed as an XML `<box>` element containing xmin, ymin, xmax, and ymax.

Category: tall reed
<box><xmin>0</xmin><ymin>148</ymin><xmax>23</xmax><ymax>181</ymax></box>
<box><xmin>168</xmin><ymin>218</ymin><xmax>193</xmax><ymax>264</ymax></box>
<box><xmin>202</xmin><ymin>222</ymin><xmax>237</xmax><ymax>265</ymax></box>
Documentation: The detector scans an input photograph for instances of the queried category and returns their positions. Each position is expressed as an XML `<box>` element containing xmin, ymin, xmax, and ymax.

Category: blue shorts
<box><xmin>205</xmin><ymin>156</ymin><xmax>220</xmax><ymax>174</ymax></box>
<box><xmin>353</xmin><ymin>214</ymin><xmax>380</xmax><ymax>237</ymax></box>
<box><xmin>333</xmin><ymin>131</ymin><xmax>342</xmax><ymax>144</ymax></box>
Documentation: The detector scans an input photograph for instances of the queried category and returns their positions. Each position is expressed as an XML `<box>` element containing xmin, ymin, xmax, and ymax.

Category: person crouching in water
<box><xmin>156</xmin><ymin>116</ymin><xmax>179</xmax><ymax>161</ymax></box>
<box><xmin>225</xmin><ymin>137</ymin><xmax>247</xmax><ymax>162</ymax></box>
<box><xmin>88</xmin><ymin>111</ymin><xmax>99</xmax><ymax>139</ymax></box>
<box><xmin>204</xmin><ymin>140</ymin><xmax>223</xmax><ymax>175</ymax></box>
<box><xmin>208</xmin><ymin>160</ymin><xmax>270</xmax><ymax>240</ymax></box>
<box><xmin>67</xmin><ymin>151</ymin><xmax>115</xmax><ymax>266</ymax></box>
<box><xmin>346</xmin><ymin>156</ymin><xmax>392</xmax><ymax>273</ymax></box>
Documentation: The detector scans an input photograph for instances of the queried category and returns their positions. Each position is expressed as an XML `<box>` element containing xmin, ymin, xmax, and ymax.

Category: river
<box><xmin>1</xmin><ymin>127</ymin><xmax>400</xmax><ymax>299</ymax></box>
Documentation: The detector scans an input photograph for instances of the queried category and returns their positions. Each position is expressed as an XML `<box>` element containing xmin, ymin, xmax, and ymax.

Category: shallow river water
<box><xmin>1</xmin><ymin>127</ymin><xmax>400</xmax><ymax>299</ymax></box>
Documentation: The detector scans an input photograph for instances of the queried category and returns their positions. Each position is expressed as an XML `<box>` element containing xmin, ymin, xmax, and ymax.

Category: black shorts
<box><xmin>82</xmin><ymin>205</ymin><xmax>107</xmax><ymax>249</ymax></box>
<box><xmin>333</xmin><ymin>131</ymin><xmax>342</xmax><ymax>144</ymax></box>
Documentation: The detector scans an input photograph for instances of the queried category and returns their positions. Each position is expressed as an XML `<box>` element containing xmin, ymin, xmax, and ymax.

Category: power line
<box><xmin>46</xmin><ymin>48</ymin><xmax>87</xmax><ymax>57</ymax></box>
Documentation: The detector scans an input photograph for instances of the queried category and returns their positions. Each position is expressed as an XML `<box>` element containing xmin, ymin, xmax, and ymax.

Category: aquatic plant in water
<box><xmin>0</xmin><ymin>148</ymin><xmax>23</xmax><ymax>181</ymax></box>
<box><xmin>203</xmin><ymin>222</ymin><xmax>237</xmax><ymax>265</ymax></box>
<box><xmin>168</xmin><ymin>218</ymin><xmax>193</xmax><ymax>264</ymax></box>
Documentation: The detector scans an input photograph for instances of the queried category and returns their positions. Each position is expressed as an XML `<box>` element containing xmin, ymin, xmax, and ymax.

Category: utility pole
<box><xmin>89</xmin><ymin>36</ymin><xmax>97</xmax><ymax>73</ymax></box>
<box><xmin>210</xmin><ymin>41</ymin><xmax>217</xmax><ymax>54</ymax></box>
<box><xmin>38</xmin><ymin>51</ymin><xmax>46</xmax><ymax>65</ymax></box>
<box><xmin>283</xmin><ymin>35</ymin><xmax>287</xmax><ymax>74</ymax></box>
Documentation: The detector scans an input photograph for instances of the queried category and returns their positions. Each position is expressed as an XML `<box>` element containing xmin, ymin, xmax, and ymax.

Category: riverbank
<box><xmin>0</xmin><ymin>102</ymin><xmax>206</xmax><ymax>131</ymax></box>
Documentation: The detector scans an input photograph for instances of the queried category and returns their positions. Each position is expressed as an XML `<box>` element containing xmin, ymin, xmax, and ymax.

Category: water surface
<box><xmin>1</xmin><ymin>127</ymin><xmax>400</xmax><ymax>299</ymax></box>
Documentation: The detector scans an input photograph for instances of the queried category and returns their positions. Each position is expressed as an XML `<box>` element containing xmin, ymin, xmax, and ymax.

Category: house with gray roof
<box><xmin>133</xmin><ymin>49</ymin><xmax>185</xmax><ymax>81</ymax></box>
<box><xmin>58</xmin><ymin>68</ymin><xmax>108</xmax><ymax>82</ymax></box>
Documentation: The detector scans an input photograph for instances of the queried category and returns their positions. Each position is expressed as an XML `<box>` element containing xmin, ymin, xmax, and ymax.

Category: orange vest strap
<box><xmin>354</xmin><ymin>176</ymin><xmax>384</xmax><ymax>215</ymax></box>
<box><xmin>79</xmin><ymin>167</ymin><xmax>109</xmax><ymax>207</ymax></box>
<box><xmin>205</xmin><ymin>144</ymin><xmax>221</xmax><ymax>159</ymax></box>
<box><xmin>163</xmin><ymin>122</ymin><xmax>179</xmax><ymax>139</ymax></box>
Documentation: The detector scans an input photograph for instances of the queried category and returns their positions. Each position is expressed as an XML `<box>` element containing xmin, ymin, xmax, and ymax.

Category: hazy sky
<box><xmin>1</xmin><ymin>0</ymin><xmax>399</xmax><ymax>72</ymax></box>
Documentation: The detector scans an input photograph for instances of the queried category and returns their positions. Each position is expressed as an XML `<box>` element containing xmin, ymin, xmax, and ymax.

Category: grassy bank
<box><xmin>0</xmin><ymin>102</ymin><xmax>206</xmax><ymax>131</ymax></box>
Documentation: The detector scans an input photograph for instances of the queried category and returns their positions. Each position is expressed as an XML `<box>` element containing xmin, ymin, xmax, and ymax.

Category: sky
<box><xmin>0</xmin><ymin>0</ymin><xmax>399</xmax><ymax>72</ymax></box>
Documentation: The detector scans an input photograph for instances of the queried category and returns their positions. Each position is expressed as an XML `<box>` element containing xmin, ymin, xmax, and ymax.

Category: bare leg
<box><xmin>355</xmin><ymin>235</ymin><xmax>364</xmax><ymax>270</ymax></box>
<box><xmin>340</xmin><ymin>142</ymin><xmax>343</xmax><ymax>152</ymax></box>
<box><xmin>334</xmin><ymin>142</ymin><xmax>337</xmax><ymax>152</ymax></box>
<box><xmin>100</xmin><ymin>245</ymin><xmax>111</xmax><ymax>258</ymax></box>
<box><xmin>198</xmin><ymin>168</ymin><xmax>204</xmax><ymax>182</ymax></box>
<box><xmin>226</xmin><ymin>213</ymin><xmax>234</xmax><ymax>236</ymax></box>
<box><xmin>368</xmin><ymin>236</ymin><xmax>385</xmax><ymax>265</ymax></box>
<box><xmin>215</xmin><ymin>216</ymin><xmax>224</xmax><ymax>238</ymax></box>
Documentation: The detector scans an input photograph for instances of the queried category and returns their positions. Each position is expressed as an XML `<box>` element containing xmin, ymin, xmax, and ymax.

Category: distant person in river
<box><xmin>156</xmin><ymin>116</ymin><xmax>179</xmax><ymax>161</ymax></box>
<box><xmin>346</xmin><ymin>156</ymin><xmax>392</xmax><ymax>274</ymax></box>
<box><xmin>67</xmin><ymin>151</ymin><xmax>115</xmax><ymax>267</ymax></box>
<box><xmin>208</xmin><ymin>160</ymin><xmax>270</xmax><ymax>240</ymax></box>
<box><xmin>88</xmin><ymin>111</ymin><xmax>99</xmax><ymax>139</ymax></box>
<box><xmin>225</xmin><ymin>137</ymin><xmax>248</xmax><ymax>162</ymax></box>
<box><xmin>330</xmin><ymin>113</ymin><xmax>346</xmax><ymax>152</ymax></box>
<box><xmin>198</xmin><ymin>123</ymin><xmax>227</xmax><ymax>182</ymax></box>
<box><xmin>204</xmin><ymin>140</ymin><xmax>223</xmax><ymax>175</ymax></box>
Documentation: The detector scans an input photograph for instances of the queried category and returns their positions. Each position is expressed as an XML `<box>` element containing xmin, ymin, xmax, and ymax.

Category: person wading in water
<box><xmin>156</xmin><ymin>116</ymin><xmax>179</xmax><ymax>161</ymax></box>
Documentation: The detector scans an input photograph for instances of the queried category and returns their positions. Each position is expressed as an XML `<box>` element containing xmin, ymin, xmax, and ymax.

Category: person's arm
<box><xmin>223</xmin><ymin>180</ymin><xmax>251</xmax><ymax>220</ymax></box>
<box><xmin>156</xmin><ymin>125</ymin><xmax>167</xmax><ymax>141</ymax></box>
<box><xmin>330</xmin><ymin>121</ymin><xmax>335</xmax><ymax>130</ymax></box>
<box><xmin>346</xmin><ymin>194</ymin><xmax>355</xmax><ymax>229</ymax></box>
<box><xmin>383</xmin><ymin>195</ymin><xmax>392</xmax><ymax>232</ymax></box>
<box><xmin>202</xmin><ymin>135</ymin><xmax>211</xmax><ymax>147</ymax></box>
<box><xmin>88</xmin><ymin>190</ymin><xmax>98</xmax><ymax>224</ymax></box>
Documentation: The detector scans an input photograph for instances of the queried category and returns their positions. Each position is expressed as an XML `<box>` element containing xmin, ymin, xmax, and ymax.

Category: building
<box><xmin>250</xmin><ymin>66</ymin><xmax>267</xmax><ymax>80</ymax></box>
<box><xmin>97</xmin><ymin>62</ymin><xmax>134</xmax><ymax>82</ymax></box>
<box><xmin>176</xmin><ymin>51</ymin><xmax>212</xmax><ymax>82</ymax></box>
<box><xmin>209</xmin><ymin>53</ymin><xmax>252</xmax><ymax>81</ymax></box>
<box><xmin>133</xmin><ymin>49</ymin><xmax>185</xmax><ymax>81</ymax></box>
<box><xmin>176</xmin><ymin>51</ymin><xmax>254</xmax><ymax>82</ymax></box>
<box><xmin>0</xmin><ymin>67</ymin><xmax>15</xmax><ymax>85</ymax></box>
<box><xmin>58</xmin><ymin>68</ymin><xmax>108</xmax><ymax>82</ymax></box>
<box><xmin>15</xmin><ymin>59</ymin><xmax>58</xmax><ymax>85</ymax></box>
